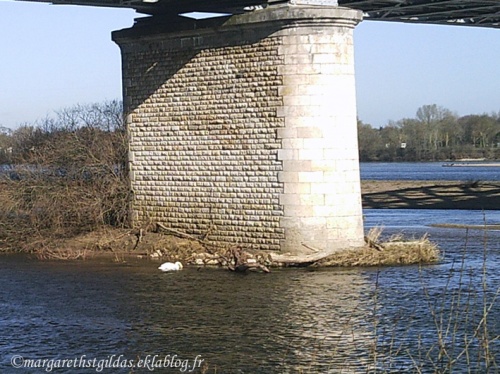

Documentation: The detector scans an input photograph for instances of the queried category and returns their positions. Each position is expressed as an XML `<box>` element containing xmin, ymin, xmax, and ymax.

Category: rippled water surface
<box><xmin>361</xmin><ymin>161</ymin><xmax>500</xmax><ymax>181</ymax></box>
<box><xmin>1</xmin><ymin>209</ymin><xmax>500</xmax><ymax>373</ymax></box>
<box><xmin>2</xmin><ymin>162</ymin><xmax>500</xmax><ymax>372</ymax></box>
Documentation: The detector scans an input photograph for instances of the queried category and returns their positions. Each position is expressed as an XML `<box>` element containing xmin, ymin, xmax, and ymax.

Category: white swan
<box><xmin>158</xmin><ymin>261</ymin><xmax>183</xmax><ymax>272</ymax></box>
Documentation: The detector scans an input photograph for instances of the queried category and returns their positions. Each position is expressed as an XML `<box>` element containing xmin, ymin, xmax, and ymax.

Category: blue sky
<box><xmin>1</xmin><ymin>0</ymin><xmax>500</xmax><ymax>129</ymax></box>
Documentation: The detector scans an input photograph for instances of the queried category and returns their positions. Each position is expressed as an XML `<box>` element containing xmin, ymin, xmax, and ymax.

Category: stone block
<box><xmin>282</xmin><ymin>138</ymin><xmax>304</xmax><ymax>149</ymax></box>
<box><xmin>302</xmin><ymin>138</ymin><xmax>328</xmax><ymax>149</ymax></box>
<box><xmin>299</xmin><ymin>193</ymin><xmax>325</xmax><ymax>206</ymax></box>
<box><xmin>282</xmin><ymin>160</ymin><xmax>312</xmax><ymax>172</ymax></box>
<box><xmin>284</xmin><ymin>204</ymin><xmax>314</xmax><ymax>217</ymax></box>
<box><xmin>296</xmin><ymin>127</ymin><xmax>324</xmax><ymax>138</ymax></box>
<box><xmin>278</xmin><ymin>171</ymin><xmax>299</xmax><ymax>183</ymax></box>
<box><xmin>311</xmin><ymin>160</ymin><xmax>335</xmax><ymax>171</ymax></box>
<box><xmin>279</xmin><ymin>193</ymin><xmax>300</xmax><ymax>205</ymax></box>
<box><xmin>278</xmin><ymin>145</ymin><xmax>301</xmax><ymax>160</ymax></box>
<box><xmin>298</xmin><ymin>148</ymin><xmax>324</xmax><ymax>161</ymax></box>
<box><xmin>298</xmin><ymin>171</ymin><xmax>323</xmax><ymax>183</ymax></box>
<box><xmin>277</xmin><ymin>128</ymin><xmax>297</xmax><ymax>139</ymax></box>
<box><xmin>284</xmin><ymin>182</ymin><xmax>311</xmax><ymax>194</ymax></box>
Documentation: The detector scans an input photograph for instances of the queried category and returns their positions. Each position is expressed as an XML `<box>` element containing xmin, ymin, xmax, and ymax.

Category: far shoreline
<box><xmin>361</xmin><ymin>180</ymin><xmax>500</xmax><ymax>210</ymax></box>
<box><xmin>442</xmin><ymin>163</ymin><xmax>500</xmax><ymax>167</ymax></box>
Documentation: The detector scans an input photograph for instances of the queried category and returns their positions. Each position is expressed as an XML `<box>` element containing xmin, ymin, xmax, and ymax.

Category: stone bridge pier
<box><xmin>113</xmin><ymin>3</ymin><xmax>364</xmax><ymax>254</ymax></box>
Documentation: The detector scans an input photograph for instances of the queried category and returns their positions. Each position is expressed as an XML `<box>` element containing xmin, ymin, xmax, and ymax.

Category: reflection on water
<box><xmin>277</xmin><ymin>269</ymin><xmax>374</xmax><ymax>372</ymax></box>
<box><xmin>0</xmin><ymin>258</ymin><xmax>376</xmax><ymax>372</ymax></box>
<box><xmin>1</xmin><ymin>209</ymin><xmax>499</xmax><ymax>372</ymax></box>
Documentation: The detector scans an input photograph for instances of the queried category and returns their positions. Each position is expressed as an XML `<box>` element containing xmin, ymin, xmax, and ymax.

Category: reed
<box><xmin>371</xmin><ymin>235</ymin><xmax>498</xmax><ymax>373</ymax></box>
<box><xmin>337</xmin><ymin>230</ymin><xmax>498</xmax><ymax>373</ymax></box>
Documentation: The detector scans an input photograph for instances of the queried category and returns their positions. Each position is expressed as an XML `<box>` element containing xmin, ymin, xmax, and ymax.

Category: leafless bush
<box><xmin>0</xmin><ymin>100</ymin><xmax>129</xmax><ymax>252</ymax></box>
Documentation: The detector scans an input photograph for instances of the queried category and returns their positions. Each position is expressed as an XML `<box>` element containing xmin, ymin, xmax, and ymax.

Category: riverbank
<box><xmin>9</xmin><ymin>178</ymin><xmax>495</xmax><ymax>265</ymax></box>
<box><xmin>361</xmin><ymin>180</ymin><xmax>500</xmax><ymax>210</ymax></box>
<box><xmin>15</xmin><ymin>226</ymin><xmax>439</xmax><ymax>268</ymax></box>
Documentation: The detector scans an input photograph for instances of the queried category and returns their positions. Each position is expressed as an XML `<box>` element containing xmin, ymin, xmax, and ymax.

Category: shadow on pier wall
<box><xmin>112</xmin><ymin>14</ymin><xmax>284</xmax><ymax>116</ymax></box>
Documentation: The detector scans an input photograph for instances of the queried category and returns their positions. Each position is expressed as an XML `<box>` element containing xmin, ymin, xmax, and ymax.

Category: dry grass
<box><xmin>0</xmin><ymin>171</ymin><xmax>129</xmax><ymax>253</ymax></box>
<box><xmin>319</xmin><ymin>228</ymin><xmax>441</xmax><ymax>267</ymax></box>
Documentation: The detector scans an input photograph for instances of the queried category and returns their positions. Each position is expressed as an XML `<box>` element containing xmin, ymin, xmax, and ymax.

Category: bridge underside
<box><xmin>19</xmin><ymin>0</ymin><xmax>500</xmax><ymax>28</ymax></box>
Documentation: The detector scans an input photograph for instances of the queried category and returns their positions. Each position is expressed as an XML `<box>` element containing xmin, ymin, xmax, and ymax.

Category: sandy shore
<box><xmin>361</xmin><ymin>180</ymin><xmax>500</xmax><ymax>210</ymax></box>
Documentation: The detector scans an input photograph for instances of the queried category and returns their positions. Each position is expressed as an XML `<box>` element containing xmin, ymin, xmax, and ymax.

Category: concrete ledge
<box><xmin>113</xmin><ymin>6</ymin><xmax>362</xmax><ymax>44</ymax></box>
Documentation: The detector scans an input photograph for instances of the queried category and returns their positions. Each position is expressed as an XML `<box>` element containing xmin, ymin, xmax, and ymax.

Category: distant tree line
<box><xmin>2</xmin><ymin>102</ymin><xmax>500</xmax><ymax>166</ymax></box>
<box><xmin>358</xmin><ymin>104</ymin><xmax>500</xmax><ymax>162</ymax></box>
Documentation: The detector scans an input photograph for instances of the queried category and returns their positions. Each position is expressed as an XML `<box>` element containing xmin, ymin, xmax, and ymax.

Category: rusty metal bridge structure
<box><xmin>18</xmin><ymin>1</ymin><xmax>500</xmax><ymax>29</ymax></box>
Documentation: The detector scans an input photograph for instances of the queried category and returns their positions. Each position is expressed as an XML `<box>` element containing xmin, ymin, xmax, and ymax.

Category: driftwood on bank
<box><xmin>364</xmin><ymin>235</ymin><xmax>385</xmax><ymax>251</ymax></box>
<box><xmin>269</xmin><ymin>250</ymin><xmax>333</xmax><ymax>264</ymax></box>
<box><xmin>153</xmin><ymin>223</ymin><xmax>395</xmax><ymax>269</ymax></box>
<box><xmin>155</xmin><ymin>225</ymin><xmax>271</xmax><ymax>271</ymax></box>
<box><xmin>268</xmin><ymin>241</ymin><xmax>332</xmax><ymax>264</ymax></box>
<box><xmin>269</xmin><ymin>235</ymin><xmax>386</xmax><ymax>265</ymax></box>
<box><xmin>225</xmin><ymin>246</ymin><xmax>270</xmax><ymax>273</ymax></box>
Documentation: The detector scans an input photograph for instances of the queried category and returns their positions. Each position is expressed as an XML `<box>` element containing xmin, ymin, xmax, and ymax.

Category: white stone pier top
<box><xmin>262</xmin><ymin>6</ymin><xmax>364</xmax><ymax>253</ymax></box>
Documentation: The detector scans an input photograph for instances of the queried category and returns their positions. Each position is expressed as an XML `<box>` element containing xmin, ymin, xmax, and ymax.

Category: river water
<box><xmin>360</xmin><ymin>161</ymin><xmax>500</xmax><ymax>181</ymax></box>
<box><xmin>1</xmin><ymin>163</ymin><xmax>499</xmax><ymax>373</ymax></box>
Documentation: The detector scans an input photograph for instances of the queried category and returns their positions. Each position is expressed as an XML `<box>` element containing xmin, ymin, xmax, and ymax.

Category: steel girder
<box><xmin>16</xmin><ymin>0</ymin><xmax>500</xmax><ymax>28</ymax></box>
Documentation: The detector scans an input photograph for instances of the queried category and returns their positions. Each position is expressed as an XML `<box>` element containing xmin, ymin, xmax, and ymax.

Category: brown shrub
<box><xmin>0</xmin><ymin>101</ymin><xmax>130</xmax><ymax>252</ymax></box>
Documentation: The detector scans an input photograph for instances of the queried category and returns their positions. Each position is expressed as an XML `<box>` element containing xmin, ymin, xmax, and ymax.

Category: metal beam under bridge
<box><xmin>17</xmin><ymin>0</ymin><xmax>500</xmax><ymax>29</ymax></box>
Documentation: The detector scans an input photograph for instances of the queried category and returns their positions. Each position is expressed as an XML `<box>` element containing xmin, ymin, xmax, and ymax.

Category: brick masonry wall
<box><xmin>114</xmin><ymin>6</ymin><xmax>365</xmax><ymax>253</ymax></box>
<box><xmin>116</xmin><ymin>24</ymin><xmax>286</xmax><ymax>250</ymax></box>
